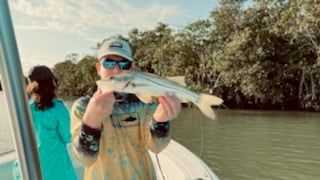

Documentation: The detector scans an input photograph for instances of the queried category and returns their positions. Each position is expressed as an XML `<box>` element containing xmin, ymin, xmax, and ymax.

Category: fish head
<box><xmin>96</xmin><ymin>72</ymin><xmax>135</xmax><ymax>93</ymax></box>
<box><xmin>109</xmin><ymin>72</ymin><xmax>134</xmax><ymax>84</ymax></box>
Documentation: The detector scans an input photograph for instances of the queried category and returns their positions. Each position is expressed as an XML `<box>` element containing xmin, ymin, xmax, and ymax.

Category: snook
<box><xmin>96</xmin><ymin>71</ymin><xmax>223</xmax><ymax>120</ymax></box>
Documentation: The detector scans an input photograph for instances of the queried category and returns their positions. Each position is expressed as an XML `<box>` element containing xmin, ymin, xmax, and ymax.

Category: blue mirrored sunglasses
<box><xmin>101</xmin><ymin>59</ymin><xmax>132</xmax><ymax>70</ymax></box>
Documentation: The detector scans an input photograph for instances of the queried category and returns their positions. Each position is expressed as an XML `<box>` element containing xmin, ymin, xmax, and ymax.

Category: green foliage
<box><xmin>51</xmin><ymin>0</ymin><xmax>320</xmax><ymax>111</ymax></box>
<box><xmin>53</xmin><ymin>60</ymin><xmax>77</xmax><ymax>97</ymax></box>
<box><xmin>53</xmin><ymin>55</ymin><xmax>99</xmax><ymax>97</ymax></box>
<box><xmin>205</xmin><ymin>0</ymin><xmax>320</xmax><ymax>110</ymax></box>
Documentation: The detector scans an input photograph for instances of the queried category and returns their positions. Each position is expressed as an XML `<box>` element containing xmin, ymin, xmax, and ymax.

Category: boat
<box><xmin>149</xmin><ymin>140</ymin><xmax>219</xmax><ymax>179</ymax></box>
<box><xmin>0</xmin><ymin>140</ymin><xmax>219</xmax><ymax>179</ymax></box>
<box><xmin>0</xmin><ymin>1</ymin><xmax>219</xmax><ymax>179</ymax></box>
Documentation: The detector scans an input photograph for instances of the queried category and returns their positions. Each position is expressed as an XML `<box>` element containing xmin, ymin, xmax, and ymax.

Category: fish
<box><xmin>96</xmin><ymin>71</ymin><xmax>223</xmax><ymax>120</ymax></box>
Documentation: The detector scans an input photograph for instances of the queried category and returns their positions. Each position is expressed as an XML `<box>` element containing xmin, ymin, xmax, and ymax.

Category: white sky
<box><xmin>8</xmin><ymin>0</ymin><xmax>219</xmax><ymax>74</ymax></box>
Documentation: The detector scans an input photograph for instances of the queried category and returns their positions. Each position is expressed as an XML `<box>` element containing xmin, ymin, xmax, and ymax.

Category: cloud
<box><xmin>21</xmin><ymin>56</ymin><xmax>60</xmax><ymax>75</ymax></box>
<box><xmin>8</xmin><ymin>0</ymin><xmax>188</xmax><ymax>74</ymax></box>
<box><xmin>10</xmin><ymin>0</ymin><xmax>184</xmax><ymax>38</ymax></box>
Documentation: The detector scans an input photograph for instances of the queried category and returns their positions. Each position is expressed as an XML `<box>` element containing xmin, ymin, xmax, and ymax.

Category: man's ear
<box><xmin>96</xmin><ymin>63</ymin><xmax>101</xmax><ymax>76</ymax></box>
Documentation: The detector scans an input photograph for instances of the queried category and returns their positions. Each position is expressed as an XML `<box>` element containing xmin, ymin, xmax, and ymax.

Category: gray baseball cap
<box><xmin>98</xmin><ymin>39</ymin><xmax>133</xmax><ymax>61</ymax></box>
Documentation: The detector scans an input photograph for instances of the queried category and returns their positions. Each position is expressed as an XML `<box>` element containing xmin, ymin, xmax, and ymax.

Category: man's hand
<box><xmin>82</xmin><ymin>90</ymin><xmax>115</xmax><ymax>129</ymax></box>
<box><xmin>153</xmin><ymin>95</ymin><xmax>181</xmax><ymax>122</ymax></box>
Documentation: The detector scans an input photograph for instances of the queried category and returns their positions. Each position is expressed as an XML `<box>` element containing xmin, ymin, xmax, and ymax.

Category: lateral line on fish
<box><xmin>134</xmin><ymin>72</ymin><xmax>200</xmax><ymax>102</ymax></box>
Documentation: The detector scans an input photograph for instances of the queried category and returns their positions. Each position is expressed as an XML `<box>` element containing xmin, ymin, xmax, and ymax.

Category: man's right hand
<box><xmin>82</xmin><ymin>89</ymin><xmax>115</xmax><ymax>129</ymax></box>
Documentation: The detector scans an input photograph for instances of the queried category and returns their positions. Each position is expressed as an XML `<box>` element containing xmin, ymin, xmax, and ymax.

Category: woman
<box><xmin>13</xmin><ymin>65</ymin><xmax>76</xmax><ymax>180</ymax></box>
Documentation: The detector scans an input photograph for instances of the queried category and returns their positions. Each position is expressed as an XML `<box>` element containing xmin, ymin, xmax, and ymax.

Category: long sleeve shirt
<box><xmin>71</xmin><ymin>94</ymin><xmax>171</xmax><ymax>180</ymax></box>
<box><xmin>13</xmin><ymin>99</ymin><xmax>77</xmax><ymax>180</ymax></box>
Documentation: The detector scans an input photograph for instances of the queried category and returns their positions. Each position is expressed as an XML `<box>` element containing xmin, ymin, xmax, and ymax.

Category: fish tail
<box><xmin>195</xmin><ymin>94</ymin><xmax>223</xmax><ymax>120</ymax></box>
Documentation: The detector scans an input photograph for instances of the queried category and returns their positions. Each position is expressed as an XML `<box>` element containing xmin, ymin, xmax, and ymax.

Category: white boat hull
<box><xmin>150</xmin><ymin>140</ymin><xmax>219</xmax><ymax>180</ymax></box>
<box><xmin>0</xmin><ymin>140</ymin><xmax>219</xmax><ymax>180</ymax></box>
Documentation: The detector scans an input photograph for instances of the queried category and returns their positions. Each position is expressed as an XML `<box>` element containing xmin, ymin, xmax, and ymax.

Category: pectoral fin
<box><xmin>137</xmin><ymin>94</ymin><xmax>153</xmax><ymax>103</ymax></box>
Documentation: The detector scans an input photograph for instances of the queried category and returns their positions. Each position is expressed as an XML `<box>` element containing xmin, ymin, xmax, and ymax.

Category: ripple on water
<box><xmin>172</xmin><ymin>109</ymin><xmax>320</xmax><ymax>180</ymax></box>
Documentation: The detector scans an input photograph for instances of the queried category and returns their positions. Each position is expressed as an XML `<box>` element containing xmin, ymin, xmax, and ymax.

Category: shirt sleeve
<box><xmin>70</xmin><ymin>96</ymin><xmax>101</xmax><ymax>166</ymax></box>
<box><xmin>142</xmin><ymin>103</ymin><xmax>171</xmax><ymax>153</ymax></box>
<box><xmin>150</xmin><ymin>120</ymin><xmax>170</xmax><ymax>138</ymax></box>
<box><xmin>76</xmin><ymin>123</ymin><xmax>101</xmax><ymax>157</ymax></box>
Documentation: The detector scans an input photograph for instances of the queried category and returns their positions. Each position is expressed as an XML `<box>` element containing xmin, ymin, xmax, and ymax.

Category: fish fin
<box><xmin>136</xmin><ymin>94</ymin><xmax>153</xmax><ymax>103</ymax></box>
<box><xmin>196</xmin><ymin>94</ymin><xmax>223</xmax><ymax>120</ymax></box>
<box><xmin>179</xmin><ymin>98</ymin><xmax>189</xmax><ymax>103</ymax></box>
<box><xmin>166</xmin><ymin>76</ymin><xmax>186</xmax><ymax>86</ymax></box>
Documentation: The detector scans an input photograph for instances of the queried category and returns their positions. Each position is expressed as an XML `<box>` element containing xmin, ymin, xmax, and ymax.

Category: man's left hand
<box><xmin>153</xmin><ymin>95</ymin><xmax>181</xmax><ymax>122</ymax></box>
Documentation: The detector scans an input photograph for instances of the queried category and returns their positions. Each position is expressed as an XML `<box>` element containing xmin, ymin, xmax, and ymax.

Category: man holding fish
<box><xmin>70</xmin><ymin>38</ymin><xmax>182</xmax><ymax>179</ymax></box>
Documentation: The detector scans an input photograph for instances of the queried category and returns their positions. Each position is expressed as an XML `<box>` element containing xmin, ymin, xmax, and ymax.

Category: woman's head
<box><xmin>27</xmin><ymin>65</ymin><xmax>58</xmax><ymax>110</ymax></box>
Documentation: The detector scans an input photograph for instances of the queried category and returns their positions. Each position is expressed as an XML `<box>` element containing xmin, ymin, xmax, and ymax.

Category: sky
<box><xmin>8</xmin><ymin>0</ymin><xmax>220</xmax><ymax>75</ymax></box>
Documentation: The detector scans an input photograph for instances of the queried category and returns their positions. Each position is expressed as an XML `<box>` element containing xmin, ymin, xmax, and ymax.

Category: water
<box><xmin>171</xmin><ymin>109</ymin><xmax>320</xmax><ymax>180</ymax></box>
<box><xmin>1</xmin><ymin>92</ymin><xmax>320</xmax><ymax>179</ymax></box>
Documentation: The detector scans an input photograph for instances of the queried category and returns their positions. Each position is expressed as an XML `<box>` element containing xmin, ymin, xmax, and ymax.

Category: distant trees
<box><xmin>52</xmin><ymin>56</ymin><xmax>99</xmax><ymax>97</ymax></box>
<box><xmin>206</xmin><ymin>0</ymin><xmax>320</xmax><ymax>110</ymax></box>
<box><xmin>52</xmin><ymin>0</ymin><xmax>320</xmax><ymax>111</ymax></box>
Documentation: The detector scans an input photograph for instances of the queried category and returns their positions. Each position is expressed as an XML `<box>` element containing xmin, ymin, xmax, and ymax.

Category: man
<box><xmin>71</xmin><ymin>39</ymin><xmax>181</xmax><ymax>179</ymax></box>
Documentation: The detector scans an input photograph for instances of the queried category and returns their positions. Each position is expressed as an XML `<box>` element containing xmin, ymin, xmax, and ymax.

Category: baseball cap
<box><xmin>98</xmin><ymin>39</ymin><xmax>133</xmax><ymax>61</ymax></box>
<box><xmin>28</xmin><ymin>65</ymin><xmax>57</xmax><ymax>82</ymax></box>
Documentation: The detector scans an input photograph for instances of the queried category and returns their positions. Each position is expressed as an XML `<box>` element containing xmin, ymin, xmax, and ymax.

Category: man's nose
<box><xmin>113</xmin><ymin>64</ymin><xmax>121</xmax><ymax>73</ymax></box>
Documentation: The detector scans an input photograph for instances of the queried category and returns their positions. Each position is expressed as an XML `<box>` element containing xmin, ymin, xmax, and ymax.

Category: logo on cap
<box><xmin>109</xmin><ymin>42</ymin><xmax>123</xmax><ymax>49</ymax></box>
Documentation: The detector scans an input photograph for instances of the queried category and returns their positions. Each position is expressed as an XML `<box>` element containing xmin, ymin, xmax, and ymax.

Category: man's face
<box><xmin>96</xmin><ymin>55</ymin><xmax>132</xmax><ymax>80</ymax></box>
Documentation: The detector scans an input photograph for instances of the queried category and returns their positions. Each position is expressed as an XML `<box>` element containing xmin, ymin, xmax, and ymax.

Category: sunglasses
<box><xmin>101</xmin><ymin>59</ymin><xmax>132</xmax><ymax>70</ymax></box>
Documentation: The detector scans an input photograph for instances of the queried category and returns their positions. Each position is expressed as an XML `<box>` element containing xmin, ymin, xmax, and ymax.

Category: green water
<box><xmin>171</xmin><ymin>108</ymin><xmax>320</xmax><ymax>180</ymax></box>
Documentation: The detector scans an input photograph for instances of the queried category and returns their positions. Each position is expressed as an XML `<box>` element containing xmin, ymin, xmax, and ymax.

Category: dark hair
<box><xmin>27</xmin><ymin>65</ymin><xmax>57</xmax><ymax>110</ymax></box>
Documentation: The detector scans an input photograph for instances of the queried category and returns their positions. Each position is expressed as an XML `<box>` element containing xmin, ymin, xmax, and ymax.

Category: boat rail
<box><xmin>0</xmin><ymin>1</ymin><xmax>42</xmax><ymax>179</ymax></box>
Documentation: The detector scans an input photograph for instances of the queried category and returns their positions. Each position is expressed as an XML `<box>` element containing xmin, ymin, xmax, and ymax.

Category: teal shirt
<box><xmin>13</xmin><ymin>99</ymin><xmax>76</xmax><ymax>180</ymax></box>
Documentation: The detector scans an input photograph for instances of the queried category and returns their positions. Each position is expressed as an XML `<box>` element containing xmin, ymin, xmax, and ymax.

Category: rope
<box><xmin>199</xmin><ymin>111</ymin><xmax>204</xmax><ymax>157</ymax></box>
<box><xmin>155</xmin><ymin>154</ymin><xmax>166</xmax><ymax>180</ymax></box>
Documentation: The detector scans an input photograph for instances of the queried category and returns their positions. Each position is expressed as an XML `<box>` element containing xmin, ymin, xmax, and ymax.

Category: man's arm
<box><xmin>71</xmin><ymin>96</ymin><xmax>102</xmax><ymax>166</ymax></box>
